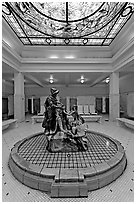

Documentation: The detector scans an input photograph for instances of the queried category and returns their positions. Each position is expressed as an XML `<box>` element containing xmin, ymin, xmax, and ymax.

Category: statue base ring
<box><xmin>9</xmin><ymin>130</ymin><xmax>127</xmax><ymax>198</ymax></box>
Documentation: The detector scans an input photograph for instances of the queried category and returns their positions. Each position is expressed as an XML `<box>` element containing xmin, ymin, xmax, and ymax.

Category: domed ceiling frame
<box><xmin>2</xmin><ymin>2</ymin><xmax>134</xmax><ymax>46</ymax></box>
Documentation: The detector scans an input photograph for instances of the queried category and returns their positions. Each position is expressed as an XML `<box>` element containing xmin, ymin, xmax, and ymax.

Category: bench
<box><xmin>116</xmin><ymin>118</ymin><xmax>134</xmax><ymax>130</ymax></box>
<box><xmin>2</xmin><ymin>119</ymin><xmax>18</xmax><ymax>131</ymax></box>
<box><xmin>31</xmin><ymin>115</ymin><xmax>44</xmax><ymax>124</ymax></box>
<box><xmin>37</xmin><ymin>113</ymin><xmax>44</xmax><ymax>116</ymax></box>
<box><xmin>83</xmin><ymin>115</ymin><xmax>102</xmax><ymax>123</ymax></box>
<box><xmin>68</xmin><ymin>115</ymin><xmax>102</xmax><ymax>123</ymax></box>
<box><xmin>31</xmin><ymin>114</ymin><xmax>102</xmax><ymax>124</ymax></box>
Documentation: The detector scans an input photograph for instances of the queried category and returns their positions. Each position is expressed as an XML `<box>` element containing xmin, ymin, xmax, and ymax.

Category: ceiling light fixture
<box><xmin>65</xmin><ymin>55</ymin><xmax>75</xmax><ymax>59</ymax></box>
<box><xmin>49</xmin><ymin>55</ymin><xmax>59</xmax><ymax>59</ymax></box>
<box><xmin>105</xmin><ymin>77</ymin><xmax>110</xmax><ymax>83</ymax></box>
<box><xmin>49</xmin><ymin>74</ymin><xmax>54</xmax><ymax>83</ymax></box>
<box><xmin>80</xmin><ymin>75</ymin><xmax>85</xmax><ymax>83</ymax></box>
<box><xmin>49</xmin><ymin>79</ymin><xmax>54</xmax><ymax>83</ymax></box>
<box><xmin>77</xmin><ymin>75</ymin><xmax>88</xmax><ymax>84</ymax></box>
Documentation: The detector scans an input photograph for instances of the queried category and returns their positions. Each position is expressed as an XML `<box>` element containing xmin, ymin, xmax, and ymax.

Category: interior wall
<box><xmin>119</xmin><ymin>73</ymin><xmax>134</xmax><ymax>117</ymax></box>
<box><xmin>25</xmin><ymin>85</ymin><xmax>109</xmax><ymax>114</ymax></box>
<box><xmin>2</xmin><ymin>81</ymin><xmax>14</xmax><ymax>96</ymax></box>
<box><xmin>2</xmin><ymin>73</ymin><xmax>134</xmax><ymax>118</ymax></box>
<box><xmin>127</xmin><ymin>92</ymin><xmax>134</xmax><ymax>117</ymax></box>
<box><xmin>77</xmin><ymin>96</ymin><xmax>96</xmax><ymax>114</ymax></box>
<box><xmin>2</xmin><ymin>81</ymin><xmax>14</xmax><ymax>117</ymax></box>
<box><xmin>25</xmin><ymin>85</ymin><xmax>109</xmax><ymax>98</ymax></box>
<box><xmin>77</xmin><ymin>96</ymin><xmax>95</xmax><ymax>105</ymax></box>
<box><xmin>40</xmin><ymin>96</ymin><xmax>47</xmax><ymax>113</ymax></box>
<box><xmin>119</xmin><ymin>74</ymin><xmax>134</xmax><ymax>93</ymax></box>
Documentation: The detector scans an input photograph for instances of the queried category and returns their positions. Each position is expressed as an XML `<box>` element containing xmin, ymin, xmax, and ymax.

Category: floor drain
<box><xmin>67</xmin><ymin>154</ymin><xmax>71</xmax><ymax>157</ymax></box>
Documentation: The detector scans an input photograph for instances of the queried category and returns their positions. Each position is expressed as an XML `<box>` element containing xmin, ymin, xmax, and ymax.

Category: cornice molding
<box><xmin>3</xmin><ymin>37</ymin><xmax>133</xmax><ymax>73</ymax></box>
<box><xmin>2</xmin><ymin>40</ymin><xmax>22</xmax><ymax>62</ymax></box>
<box><xmin>2</xmin><ymin>11</ymin><xmax>134</xmax><ymax>73</ymax></box>
<box><xmin>21</xmin><ymin>45</ymin><xmax>112</xmax><ymax>58</ymax></box>
<box><xmin>20</xmin><ymin>63</ymin><xmax>112</xmax><ymax>73</ymax></box>
<box><xmin>2</xmin><ymin>55</ymin><xmax>20</xmax><ymax>72</ymax></box>
<box><xmin>112</xmin><ymin>37</ymin><xmax>134</xmax><ymax>63</ymax></box>
<box><xmin>2</xmin><ymin>30</ymin><xmax>133</xmax><ymax>74</ymax></box>
<box><xmin>2</xmin><ymin>19</ymin><xmax>23</xmax><ymax>52</ymax></box>
<box><xmin>20</xmin><ymin>58</ymin><xmax>112</xmax><ymax>64</ymax></box>
<box><xmin>2</xmin><ymin>40</ymin><xmax>21</xmax><ymax>72</ymax></box>
<box><xmin>109</xmin><ymin>14</ymin><xmax>134</xmax><ymax>53</ymax></box>
<box><xmin>113</xmin><ymin>55</ymin><xmax>134</xmax><ymax>72</ymax></box>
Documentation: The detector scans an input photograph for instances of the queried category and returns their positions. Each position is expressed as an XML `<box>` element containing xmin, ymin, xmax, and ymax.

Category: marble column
<box><xmin>109</xmin><ymin>72</ymin><xmax>120</xmax><ymax>121</ymax></box>
<box><xmin>14</xmin><ymin>73</ymin><xmax>25</xmax><ymax>122</ymax></box>
<box><xmin>66</xmin><ymin>97</ymin><xmax>70</xmax><ymax>112</ymax></box>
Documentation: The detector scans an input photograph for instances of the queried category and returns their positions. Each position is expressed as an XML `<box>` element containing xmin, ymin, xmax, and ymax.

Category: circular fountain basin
<box><xmin>9</xmin><ymin>130</ymin><xmax>127</xmax><ymax>198</ymax></box>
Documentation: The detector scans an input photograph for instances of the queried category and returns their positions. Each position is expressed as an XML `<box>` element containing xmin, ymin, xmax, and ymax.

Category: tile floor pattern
<box><xmin>2</xmin><ymin>115</ymin><xmax>134</xmax><ymax>202</ymax></box>
<box><xmin>18</xmin><ymin>132</ymin><xmax>117</xmax><ymax>168</ymax></box>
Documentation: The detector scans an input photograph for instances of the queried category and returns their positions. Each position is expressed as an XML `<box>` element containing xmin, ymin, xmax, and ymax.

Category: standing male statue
<box><xmin>42</xmin><ymin>88</ymin><xmax>70</xmax><ymax>135</ymax></box>
<box><xmin>42</xmin><ymin>88</ymin><xmax>88</xmax><ymax>152</ymax></box>
<box><xmin>42</xmin><ymin>87</ymin><xmax>60</xmax><ymax>135</ymax></box>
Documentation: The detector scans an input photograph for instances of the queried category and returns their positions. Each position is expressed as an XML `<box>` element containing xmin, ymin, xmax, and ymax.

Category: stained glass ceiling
<box><xmin>2</xmin><ymin>2</ymin><xmax>134</xmax><ymax>46</ymax></box>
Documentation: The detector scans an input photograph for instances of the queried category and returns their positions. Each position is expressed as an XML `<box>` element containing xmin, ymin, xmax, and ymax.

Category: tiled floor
<box><xmin>2</xmin><ymin>115</ymin><xmax>134</xmax><ymax>202</ymax></box>
<box><xmin>18</xmin><ymin>131</ymin><xmax>118</xmax><ymax>168</ymax></box>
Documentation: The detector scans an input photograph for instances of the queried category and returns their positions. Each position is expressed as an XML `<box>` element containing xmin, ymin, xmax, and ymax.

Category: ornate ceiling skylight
<box><xmin>2</xmin><ymin>2</ymin><xmax>134</xmax><ymax>46</ymax></box>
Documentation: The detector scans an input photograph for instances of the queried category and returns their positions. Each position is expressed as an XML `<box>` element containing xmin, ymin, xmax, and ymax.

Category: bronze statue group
<box><xmin>42</xmin><ymin>88</ymin><xmax>88</xmax><ymax>152</ymax></box>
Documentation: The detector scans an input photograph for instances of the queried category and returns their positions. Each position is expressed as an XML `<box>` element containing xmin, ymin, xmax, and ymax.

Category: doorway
<box><xmin>33</xmin><ymin>98</ymin><xmax>40</xmax><ymax>115</ymax></box>
<box><xmin>105</xmin><ymin>97</ymin><xmax>109</xmax><ymax>114</ymax></box>
<box><xmin>96</xmin><ymin>98</ymin><xmax>102</xmax><ymax>114</ymax></box>
<box><xmin>70</xmin><ymin>98</ymin><xmax>77</xmax><ymax>111</ymax></box>
<box><xmin>2</xmin><ymin>98</ymin><xmax>8</xmax><ymax>120</ymax></box>
<box><xmin>28</xmin><ymin>99</ymin><xmax>32</xmax><ymax>114</ymax></box>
